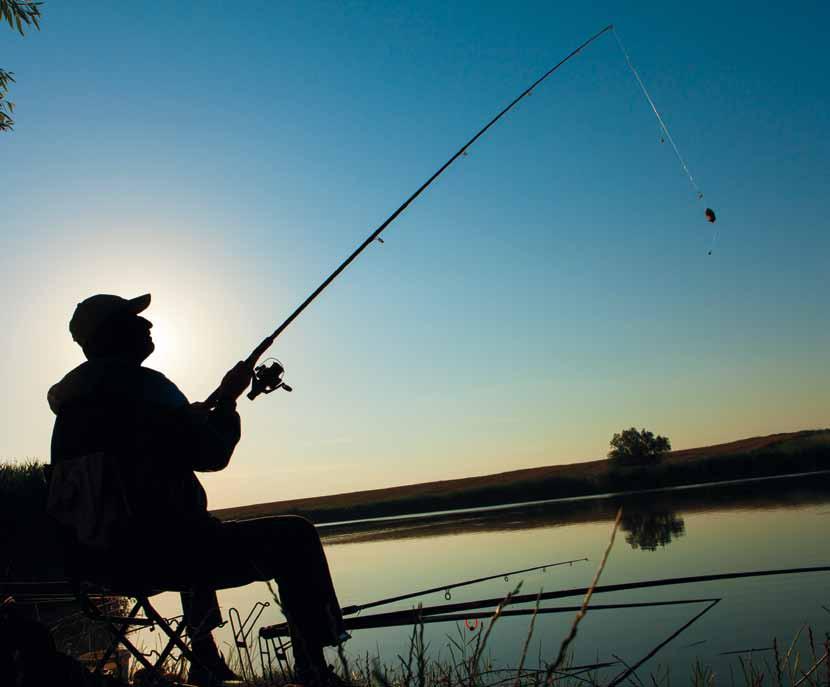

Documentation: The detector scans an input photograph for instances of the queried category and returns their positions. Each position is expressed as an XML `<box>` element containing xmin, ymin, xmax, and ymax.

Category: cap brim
<box><xmin>126</xmin><ymin>293</ymin><xmax>151</xmax><ymax>315</ymax></box>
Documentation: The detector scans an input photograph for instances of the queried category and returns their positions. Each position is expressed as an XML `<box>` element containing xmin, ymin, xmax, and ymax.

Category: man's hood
<box><xmin>47</xmin><ymin>359</ymin><xmax>129</xmax><ymax>415</ymax></box>
<box><xmin>47</xmin><ymin>358</ymin><xmax>188</xmax><ymax>415</ymax></box>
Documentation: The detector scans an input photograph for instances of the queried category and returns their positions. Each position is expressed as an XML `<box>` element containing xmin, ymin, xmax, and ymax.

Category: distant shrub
<box><xmin>608</xmin><ymin>427</ymin><xmax>671</xmax><ymax>467</ymax></box>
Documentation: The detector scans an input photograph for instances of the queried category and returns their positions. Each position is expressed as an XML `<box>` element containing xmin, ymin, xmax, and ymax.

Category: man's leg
<box><xmin>180</xmin><ymin>587</ymin><xmax>241</xmax><ymax>685</ymax></box>
<box><xmin>180</xmin><ymin>588</ymin><xmax>224</xmax><ymax>662</ymax></box>
<box><xmin>229</xmin><ymin>516</ymin><xmax>347</xmax><ymax>683</ymax></box>
<box><xmin>150</xmin><ymin>515</ymin><xmax>346</xmax><ymax>685</ymax></box>
<box><xmin>181</xmin><ymin>587</ymin><xmax>223</xmax><ymax>640</ymax></box>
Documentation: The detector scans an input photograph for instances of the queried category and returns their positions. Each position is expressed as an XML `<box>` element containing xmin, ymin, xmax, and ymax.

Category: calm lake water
<box><xmin>149</xmin><ymin>473</ymin><xmax>830</xmax><ymax>681</ymax></box>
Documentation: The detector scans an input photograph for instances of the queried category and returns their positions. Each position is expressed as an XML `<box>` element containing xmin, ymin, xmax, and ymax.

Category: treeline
<box><xmin>260</xmin><ymin>430</ymin><xmax>830</xmax><ymax>524</ymax></box>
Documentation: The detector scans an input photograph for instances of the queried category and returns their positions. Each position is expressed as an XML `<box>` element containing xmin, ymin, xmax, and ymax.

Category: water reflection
<box><xmin>319</xmin><ymin>472</ymin><xmax>830</xmax><ymax>547</ymax></box>
<box><xmin>619</xmin><ymin>508</ymin><xmax>685</xmax><ymax>550</ymax></box>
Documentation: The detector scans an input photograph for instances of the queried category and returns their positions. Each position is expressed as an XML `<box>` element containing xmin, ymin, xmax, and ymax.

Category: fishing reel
<box><xmin>248</xmin><ymin>358</ymin><xmax>293</xmax><ymax>401</ymax></box>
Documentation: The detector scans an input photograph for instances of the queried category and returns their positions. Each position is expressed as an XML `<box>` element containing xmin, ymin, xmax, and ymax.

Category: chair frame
<box><xmin>4</xmin><ymin>579</ymin><xmax>206</xmax><ymax>681</ymax></box>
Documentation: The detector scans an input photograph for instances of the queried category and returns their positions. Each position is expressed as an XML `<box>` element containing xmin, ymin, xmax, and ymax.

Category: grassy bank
<box><xmin>317</xmin><ymin>621</ymin><xmax>830</xmax><ymax>687</ymax></box>
<box><xmin>215</xmin><ymin>429</ymin><xmax>830</xmax><ymax>524</ymax></box>
<box><xmin>0</xmin><ymin>460</ymin><xmax>64</xmax><ymax>580</ymax></box>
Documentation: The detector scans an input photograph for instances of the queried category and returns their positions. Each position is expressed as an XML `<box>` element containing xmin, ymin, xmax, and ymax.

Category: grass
<box><xmin>0</xmin><ymin>459</ymin><xmax>65</xmax><ymax>580</ymax></box>
<box><xmin>238</xmin><ymin>605</ymin><xmax>830</xmax><ymax>687</ymax></box>
<box><xmin>0</xmin><ymin>459</ymin><xmax>48</xmax><ymax>533</ymax></box>
<box><xmin>78</xmin><ymin>602</ymin><xmax>830</xmax><ymax>687</ymax></box>
<box><xmin>347</xmin><ymin>637</ymin><xmax>830</xmax><ymax>687</ymax></box>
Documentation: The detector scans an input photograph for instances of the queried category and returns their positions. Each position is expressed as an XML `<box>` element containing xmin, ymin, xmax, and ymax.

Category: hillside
<box><xmin>213</xmin><ymin>429</ymin><xmax>830</xmax><ymax>524</ymax></box>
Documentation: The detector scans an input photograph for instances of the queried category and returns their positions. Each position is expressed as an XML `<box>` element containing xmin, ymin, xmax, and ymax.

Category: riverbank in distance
<box><xmin>213</xmin><ymin>429</ymin><xmax>830</xmax><ymax>525</ymax></box>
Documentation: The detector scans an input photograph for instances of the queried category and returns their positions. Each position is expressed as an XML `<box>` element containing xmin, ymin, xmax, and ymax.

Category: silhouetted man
<box><xmin>47</xmin><ymin>294</ymin><xmax>347</xmax><ymax>687</ymax></box>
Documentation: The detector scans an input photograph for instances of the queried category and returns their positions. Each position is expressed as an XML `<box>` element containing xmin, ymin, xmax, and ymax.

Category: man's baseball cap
<box><xmin>69</xmin><ymin>293</ymin><xmax>151</xmax><ymax>347</ymax></box>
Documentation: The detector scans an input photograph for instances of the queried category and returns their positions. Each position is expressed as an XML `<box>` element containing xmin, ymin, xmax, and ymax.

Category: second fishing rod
<box><xmin>205</xmin><ymin>24</ymin><xmax>615</xmax><ymax>408</ymax></box>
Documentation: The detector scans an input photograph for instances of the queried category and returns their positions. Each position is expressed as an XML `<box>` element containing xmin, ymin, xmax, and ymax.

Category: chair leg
<box><xmin>139</xmin><ymin>596</ymin><xmax>205</xmax><ymax>673</ymax></box>
<box><xmin>78</xmin><ymin>592</ymin><xmax>156</xmax><ymax>676</ymax></box>
<box><xmin>77</xmin><ymin>590</ymin><xmax>200</xmax><ymax>679</ymax></box>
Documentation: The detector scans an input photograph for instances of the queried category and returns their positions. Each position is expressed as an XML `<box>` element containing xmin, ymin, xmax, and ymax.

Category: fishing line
<box><xmin>613</xmin><ymin>28</ymin><xmax>700</xmax><ymax>198</ymax></box>
<box><xmin>613</xmin><ymin>28</ymin><xmax>718</xmax><ymax>253</ymax></box>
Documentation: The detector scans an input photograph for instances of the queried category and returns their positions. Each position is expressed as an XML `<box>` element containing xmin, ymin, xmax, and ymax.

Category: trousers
<box><xmin>173</xmin><ymin>515</ymin><xmax>345</xmax><ymax>649</ymax></box>
<box><xmin>74</xmin><ymin>514</ymin><xmax>345</xmax><ymax>652</ymax></box>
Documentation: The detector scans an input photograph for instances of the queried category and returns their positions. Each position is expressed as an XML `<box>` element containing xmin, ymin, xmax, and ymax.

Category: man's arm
<box><xmin>180</xmin><ymin>360</ymin><xmax>252</xmax><ymax>471</ymax></box>
<box><xmin>141</xmin><ymin>361</ymin><xmax>251</xmax><ymax>472</ymax></box>
<box><xmin>175</xmin><ymin>399</ymin><xmax>241</xmax><ymax>472</ymax></box>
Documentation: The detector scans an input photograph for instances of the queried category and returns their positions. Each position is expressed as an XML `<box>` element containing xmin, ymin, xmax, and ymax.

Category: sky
<box><xmin>1</xmin><ymin>1</ymin><xmax>828</xmax><ymax>509</ymax></box>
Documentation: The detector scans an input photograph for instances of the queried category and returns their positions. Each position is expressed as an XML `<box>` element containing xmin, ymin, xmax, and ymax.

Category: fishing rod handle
<box><xmin>204</xmin><ymin>334</ymin><xmax>277</xmax><ymax>408</ymax></box>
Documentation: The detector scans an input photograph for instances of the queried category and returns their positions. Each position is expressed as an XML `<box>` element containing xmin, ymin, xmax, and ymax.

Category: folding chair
<box><xmin>33</xmin><ymin>461</ymin><xmax>216</xmax><ymax>680</ymax></box>
<box><xmin>4</xmin><ymin>579</ymin><xmax>206</xmax><ymax>681</ymax></box>
<box><xmin>76</xmin><ymin>580</ymin><xmax>199</xmax><ymax>679</ymax></box>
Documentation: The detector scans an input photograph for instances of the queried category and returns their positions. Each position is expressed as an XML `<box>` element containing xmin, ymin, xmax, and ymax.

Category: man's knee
<box><xmin>279</xmin><ymin>515</ymin><xmax>319</xmax><ymax>543</ymax></box>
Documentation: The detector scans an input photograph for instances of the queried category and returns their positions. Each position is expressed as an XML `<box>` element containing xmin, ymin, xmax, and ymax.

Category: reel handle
<box><xmin>246</xmin><ymin>359</ymin><xmax>292</xmax><ymax>401</ymax></box>
<box><xmin>247</xmin><ymin>381</ymin><xmax>292</xmax><ymax>398</ymax></box>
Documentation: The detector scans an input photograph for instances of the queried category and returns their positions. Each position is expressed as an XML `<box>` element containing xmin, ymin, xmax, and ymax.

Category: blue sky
<box><xmin>1</xmin><ymin>1</ymin><xmax>828</xmax><ymax>508</ymax></box>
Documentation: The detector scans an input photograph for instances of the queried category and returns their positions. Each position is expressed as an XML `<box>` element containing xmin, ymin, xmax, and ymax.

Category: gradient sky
<box><xmin>2</xmin><ymin>1</ymin><xmax>828</xmax><ymax>509</ymax></box>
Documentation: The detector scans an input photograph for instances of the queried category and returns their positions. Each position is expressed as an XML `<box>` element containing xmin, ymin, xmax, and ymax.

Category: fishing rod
<box><xmin>205</xmin><ymin>24</ymin><xmax>615</xmax><ymax>407</ymax></box>
<box><xmin>340</xmin><ymin>557</ymin><xmax>588</xmax><ymax>616</ymax></box>
<box><xmin>261</xmin><ymin>597</ymin><xmax>718</xmax><ymax>637</ymax></box>
<box><xmin>338</xmin><ymin>563</ymin><xmax>830</xmax><ymax>626</ymax></box>
<box><xmin>258</xmin><ymin>563</ymin><xmax>829</xmax><ymax>637</ymax></box>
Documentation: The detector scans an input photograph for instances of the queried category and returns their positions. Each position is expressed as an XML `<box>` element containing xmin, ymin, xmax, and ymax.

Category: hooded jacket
<box><xmin>47</xmin><ymin>357</ymin><xmax>240</xmax><ymax>526</ymax></box>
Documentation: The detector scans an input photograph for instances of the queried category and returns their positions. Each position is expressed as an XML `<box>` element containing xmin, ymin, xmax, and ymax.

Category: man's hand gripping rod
<box><xmin>205</xmin><ymin>334</ymin><xmax>284</xmax><ymax>407</ymax></box>
<box><xmin>204</xmin><ymin>24</ymin><xmax>614</xmax><ymax>408</ymax></box>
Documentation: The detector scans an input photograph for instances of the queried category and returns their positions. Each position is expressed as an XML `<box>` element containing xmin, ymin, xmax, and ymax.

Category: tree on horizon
<box><xmin>608</xmin><ymin>427</ymin><xmax>671</xmax><ymax>466</ymax></box>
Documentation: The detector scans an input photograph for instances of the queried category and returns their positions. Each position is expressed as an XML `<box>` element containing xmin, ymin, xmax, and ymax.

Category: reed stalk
<box><xmin>546</xmin><ymin>508</ymin><xmax>623</xmax><ymax>684</ymax></box>
<box><xmin>514</xmin><ymin>591</ymin><xmax>542</xmax><ymax>687</ymax></box>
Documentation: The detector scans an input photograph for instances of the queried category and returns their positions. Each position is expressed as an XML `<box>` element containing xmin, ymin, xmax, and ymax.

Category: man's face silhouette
<box><xmin>85</xmin><ymin>312</ymin><xmax>155</xmax><ymax>363</ymax></box>
<box><xmin>129</xmin><ymin>315</ymin><xmax>155</xmax><ymax>362</ymax></box>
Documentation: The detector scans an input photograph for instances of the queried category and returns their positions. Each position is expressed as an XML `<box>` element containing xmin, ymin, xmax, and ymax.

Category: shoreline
<box><xmin>213</xmin><ymin>429</ymin><xmax>830</xmax><ymax>525</ymax></box>
<box><xmin>313</xmin><ymin>467</ymin><xmax>830</xmax><ymax>530</ymax></box>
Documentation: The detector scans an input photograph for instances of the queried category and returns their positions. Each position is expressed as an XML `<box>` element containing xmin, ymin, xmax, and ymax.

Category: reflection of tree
<box><xmin>621</xmin><ymin>510</ymin><xmax>685</xmax><ymax>551</ymax></box>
